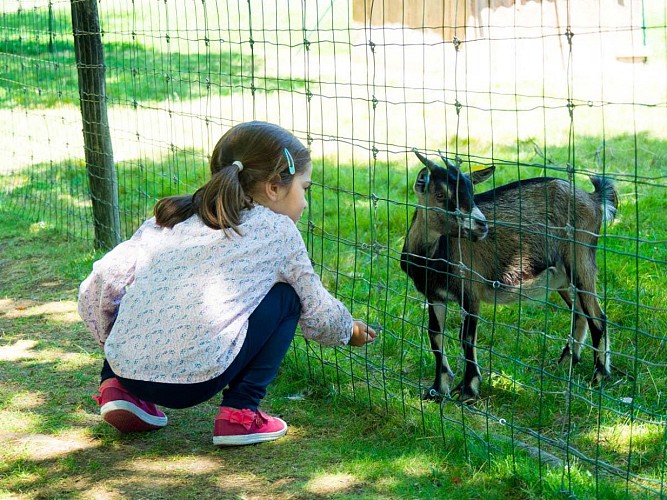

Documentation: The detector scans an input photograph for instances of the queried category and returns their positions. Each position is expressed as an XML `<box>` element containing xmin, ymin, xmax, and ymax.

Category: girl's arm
<box><xmin>280</xmin><ymin>223</ymin><xmax>359</xmax><ymax>346</ymax></box>
<box><xmin>77</xmin><ymin>219</ymin><xmax>155</xmax><ymax>348</ymax></box>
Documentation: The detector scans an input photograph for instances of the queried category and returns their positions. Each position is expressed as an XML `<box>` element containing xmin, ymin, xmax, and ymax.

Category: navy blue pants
<box><xmin>100</xmin><ymin>283</ymin><xmax>301</xmax><ymax>411</ymax></box>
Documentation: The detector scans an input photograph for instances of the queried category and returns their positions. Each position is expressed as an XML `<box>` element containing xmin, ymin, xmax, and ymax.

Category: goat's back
<box><xmin>474</xmin><ymin>176</ymin><xmax>613</xmax><ymax>236</ymax></box>
<box><xmin>450</xmin><ymin>176</ymin><xmax>616</xmax><ymax>289</ymax></box>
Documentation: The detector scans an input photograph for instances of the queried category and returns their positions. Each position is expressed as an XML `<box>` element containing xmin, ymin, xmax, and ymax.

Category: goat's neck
<box><xmin>407</xmin><ymin>210</ymin><xmax>450</xmax><ymax>260</ymax></box>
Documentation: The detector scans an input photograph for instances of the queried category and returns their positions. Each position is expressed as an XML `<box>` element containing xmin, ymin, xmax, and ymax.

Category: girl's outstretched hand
<box><xmin>349</xmin><ymin>320</ymin><xmax>378</xmax><ymax>347</ymax></box>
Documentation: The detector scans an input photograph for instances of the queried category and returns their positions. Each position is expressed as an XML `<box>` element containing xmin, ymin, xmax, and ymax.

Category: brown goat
<box><xmin>400</xmin><ymin>150</ymin><xmax>618</xmax><ymax>402</ymax></box>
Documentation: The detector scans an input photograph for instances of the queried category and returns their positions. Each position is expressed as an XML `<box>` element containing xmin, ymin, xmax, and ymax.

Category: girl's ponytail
<box><xmin>154</xmin><ymin>163</ymin><xmax>250</xmax><ymax>233</ymax></box>
<box><xmin>154</xmin><ymin>194</ymin><xmax>197</xmax><ymax>229</ymax></box>
<box><xmin>197</xmin><ymin>166</ymin><xmax>251</xmax><ymax>235</ymax></box>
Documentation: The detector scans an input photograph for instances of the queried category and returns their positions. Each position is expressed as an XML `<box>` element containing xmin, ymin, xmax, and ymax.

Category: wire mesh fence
<box><xmin>1</xmin><ymin>0</ymin><xmax>666</xmax><ymax>496</ymax></box>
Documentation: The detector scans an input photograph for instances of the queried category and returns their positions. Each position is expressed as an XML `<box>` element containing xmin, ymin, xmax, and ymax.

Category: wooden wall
<box><xmin>352</xmin><ymin>0</ymin><xmax>469</xmax><ymax>41</ymax></box>
<box><xmin>351</xmin><ymin>0</ymin><xmax>644</xmax><ymax>59</ymax></box>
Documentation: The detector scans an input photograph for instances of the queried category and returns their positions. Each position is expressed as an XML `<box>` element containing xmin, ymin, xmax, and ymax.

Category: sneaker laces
<box><xmin>219</xmin><ymin>407</ymin><xmax>267</xmax><ymax>430</ymax></box>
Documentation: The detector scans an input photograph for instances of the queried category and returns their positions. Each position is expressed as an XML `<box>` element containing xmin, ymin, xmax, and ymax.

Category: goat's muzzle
<box><xmin>469</xmin><ymin>225</ymin><xmax>489</xmax><ymax>242</ymax></box>
<box><xmin>463</xmin><ymin>206</ymin><xmax>489</xmax><ymax>241</ymax></box>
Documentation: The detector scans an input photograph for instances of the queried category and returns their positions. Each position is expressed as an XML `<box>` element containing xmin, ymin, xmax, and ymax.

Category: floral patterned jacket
<box><xmin>78</xmin><ymin>205</ymin><xmax>353</xmax><ymax>383</ymax></box>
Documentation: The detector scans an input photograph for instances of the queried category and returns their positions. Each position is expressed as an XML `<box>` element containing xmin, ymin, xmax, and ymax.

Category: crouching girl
<box><xmin>78</xmin><ymin>121</ymin><xmax>377</xmax><ymax>447</ymax></box>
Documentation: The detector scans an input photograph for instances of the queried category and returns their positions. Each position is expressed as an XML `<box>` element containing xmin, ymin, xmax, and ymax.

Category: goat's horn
<box><xmin>413</xmin><ymin>149</ymin><xmax>438</xmax><ymax>171</ymax></box>
<box><xmin>437</xmin><ymin>149</ymin><xmax>458</xmax><ymax>170</ymax></box>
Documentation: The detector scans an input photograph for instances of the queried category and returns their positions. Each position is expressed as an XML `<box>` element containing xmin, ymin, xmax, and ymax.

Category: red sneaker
<box><xmin>93</xmin><ymin>378</ymin><xmax>167</xmax><ymax>433</ymax></box>
<box><xmin>213</xmin><ymin>407</ymin><xmax>287</xmax><ymax>446</ymax></box>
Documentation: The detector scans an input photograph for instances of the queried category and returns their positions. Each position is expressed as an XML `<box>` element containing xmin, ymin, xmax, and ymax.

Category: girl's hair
<box><xmin>154</xmin><ymin>121</ymin><xmax>311</xmax><ymax>234</ymax></box>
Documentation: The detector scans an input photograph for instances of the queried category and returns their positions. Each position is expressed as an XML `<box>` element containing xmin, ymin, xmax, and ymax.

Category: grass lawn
<box><xmin>0</xmin><ymin>209</ymin><xmax>533</xmax><ymax>498</ymax></box>
<box><xmin>0</xmin><ymin>208</ymin><xmax>480</xmax><ymax>500</ymax></box>
<box><xmin>1</xmin><ymin>146</ymin><xmax>665</xmax><ymax>498</ymax></box>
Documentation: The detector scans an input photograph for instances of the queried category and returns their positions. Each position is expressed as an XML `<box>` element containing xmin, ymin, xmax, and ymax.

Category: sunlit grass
<box><xmin>1</xmin><ymin>218</ymin><xmax>635</xmax><ymax>498</ymax></box>
<box><xmin>0</xmin><ymin>7</ymin><xmax>307</xmax><ymax>109</ymax></box>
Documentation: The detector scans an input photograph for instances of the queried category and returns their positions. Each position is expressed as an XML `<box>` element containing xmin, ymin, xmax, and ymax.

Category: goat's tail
<box><xmin>589</xmin><ymin>176</ymin><xmax>619</xmax><ymax>222</ymax></box>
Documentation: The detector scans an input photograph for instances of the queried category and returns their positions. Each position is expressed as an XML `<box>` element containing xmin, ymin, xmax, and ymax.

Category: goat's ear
<box><xmin>467</xmin><ymin>166</ymin><xmax>495</xmax><ymax>185</ymax></box>
<box><xmin>414</xmin><ymin>167</ymin><xmax>430</xmax><ymax>193</ymax></box>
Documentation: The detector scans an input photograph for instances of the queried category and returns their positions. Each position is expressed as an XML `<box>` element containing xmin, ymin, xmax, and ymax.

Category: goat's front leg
<box><xmin>452</xmin><ymin>300</ymin><xmax>482</xmax><ymax>403</ymax></box>
<box><xmin>424</xmin><ymin>303</ymin><xmax>455</xmax><ymax>400</ymax></box>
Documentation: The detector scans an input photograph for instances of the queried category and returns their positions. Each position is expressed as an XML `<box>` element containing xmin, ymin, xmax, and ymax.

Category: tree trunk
<box><xmin>70</xmin><ymin>0</ymin><xmax>121</xmax><ymax>249</ymax></box>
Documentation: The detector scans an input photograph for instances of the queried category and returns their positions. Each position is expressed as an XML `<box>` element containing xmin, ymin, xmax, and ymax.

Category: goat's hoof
<box><xmin>592</xmin><ymin>366</ymin><xmax>612</xmax><ymax>385</ymax></box>
<box><xmin>451</xmin><ymin>382</ymin><xmax>479</xmax><ymax>404</ymax></box>
<box><xmin>558</xmin><ymin>346</ymin><xmax>580</xmax><ymax>367</ymax></box>
<box><xmin>422</xmin><ymin>387</ymin><xmax>447</xmax><ymax>401</ymax></box>
<box><xmin>458</xmin><ymin>391</ymin><xmax>480</xmax><ymax>405</ymax></box>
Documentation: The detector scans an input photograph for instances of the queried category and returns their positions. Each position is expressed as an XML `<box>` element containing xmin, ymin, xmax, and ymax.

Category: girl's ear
<box><xmin>262</xmin><ymin>178</ymin><xmax>282</xmax><ymax>201</ymax></box>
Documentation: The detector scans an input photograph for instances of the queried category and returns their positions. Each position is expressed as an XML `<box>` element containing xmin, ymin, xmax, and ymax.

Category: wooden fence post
<box><xmin>70</xmin><ymin>0</ymin><xmax>121</xmax><ymax>249</ymax></box>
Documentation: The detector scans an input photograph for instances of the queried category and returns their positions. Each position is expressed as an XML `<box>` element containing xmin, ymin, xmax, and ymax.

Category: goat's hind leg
<box><xmin>423</xmin><ymin>303</ymin><xmax>455</xmax><ymax>400</ymax></box>
<box><xmin>575</xmin><ymin>248</ymin><xmax>611</xmax><ymax>383</ymax></box>
<box><xmin>577</xmin><ymin>286</ymin><xmax>611</xmax><ymax>384</ymax></box>
<box><xmin>557</xmin><ymin>289</ymin><xmax>589</xmax><ymax>368</ymax></box>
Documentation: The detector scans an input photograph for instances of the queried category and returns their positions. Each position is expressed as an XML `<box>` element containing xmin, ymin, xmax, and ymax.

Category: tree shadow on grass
<box><xmin>0</xmin><ymin>133</ymin><xmax>665</xmax><ymax>491</ymax></box>
<box><xmin>0</xmin><ymin>150</ymin><xmax>209</xmax><ymax>241</ymax></box>
<box><xmin>0</xmin><ymin>222</ymin><xmax>302</xmax><ymax>496</ymax></box>
<box><xmin>1</xmin><ymin>8</ymin><xmax>306</xmax><ymax>109</ymax></box>
<box><xmin>0</xmin><ymin>305</ymin><xmax>478</xmax><ymax>498</ymax></box>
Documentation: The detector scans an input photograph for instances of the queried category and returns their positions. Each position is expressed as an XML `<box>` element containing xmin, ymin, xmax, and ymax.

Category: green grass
<box><xmin>302</xmin><ymin>133</ymin><xmax>667</xmax><ymax>495</ymax></box>
<box><xmin>1</xmin><ymin>207</ymin><xmax>659</xmax><ymax>499</ymax></box>
<box><xmin>1</xmin><ymin>130</ymin><xmax>666</xmax><ymax>497</ymax></box>
<box><xmin>1</xmin><ymin>2</ymin><xmax>665</xmax><ymax>497</ymax></box>
<box><xmin>0</xmin><ymin>7</ymin><xmax>306</xmax><ymax>108</ymax></box>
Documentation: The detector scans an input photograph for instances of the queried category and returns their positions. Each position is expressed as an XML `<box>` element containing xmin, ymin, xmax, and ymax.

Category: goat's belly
<box><xmin>477</xmin><ymin>265</ymin><xmax>569</xmax><ymax>305</ymax></box>
<box><xmin>433</xmin><ymin>288</ymin><xmax>461</xmax><ymax>304</ymax></box>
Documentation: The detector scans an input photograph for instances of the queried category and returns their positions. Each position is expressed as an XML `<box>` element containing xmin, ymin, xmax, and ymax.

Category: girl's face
<box><xmin>258</xmin><ymin>162</ymin><xmax>313</xmax><ymax>223</ymax></box>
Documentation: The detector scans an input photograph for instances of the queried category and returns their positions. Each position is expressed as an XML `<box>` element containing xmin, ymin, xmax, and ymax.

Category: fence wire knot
<box><xmin>569</xmin><ymin>283</ymin><xmax>578</xmax><ymax>296</ymax></box>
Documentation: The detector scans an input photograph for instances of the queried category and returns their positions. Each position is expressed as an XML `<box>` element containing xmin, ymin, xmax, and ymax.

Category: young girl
<box><xmin>78</xmin><ymin>121</ymin><xmax>377</xmax><ymax>447</ymax></box>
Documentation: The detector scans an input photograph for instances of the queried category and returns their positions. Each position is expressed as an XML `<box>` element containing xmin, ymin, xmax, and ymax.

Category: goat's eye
<box><xmin>435</xmin><ymin>192</ymin><xmax>446</xmax><ymax>202</ymax></box>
